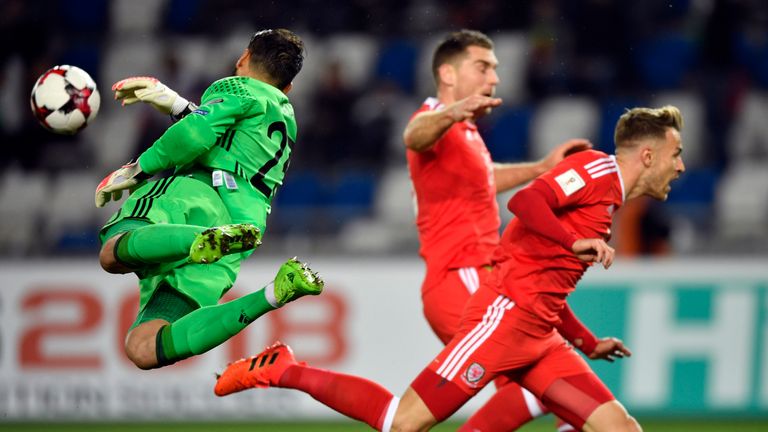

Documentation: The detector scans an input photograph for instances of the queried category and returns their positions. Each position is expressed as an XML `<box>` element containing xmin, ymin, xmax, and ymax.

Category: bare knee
<box><xmin>584</xmin><ymin>401</ymin><xmax>641</xmax><ymax>432</ymax></box>
<box><xmin>124</xmin><ymin>320</ymin><xmax>168</xmax><ymax>370</ymax></box>
<box><xmin>100</xmin><ymin>234</ymin><xmax>133</xmax><ymax>274</ymax></box>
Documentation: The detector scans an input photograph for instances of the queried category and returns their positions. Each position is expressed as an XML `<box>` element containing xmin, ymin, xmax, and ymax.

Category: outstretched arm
<box><xmin>136</xmin><ymin>78</ymin><xmax>251</xmax><ymax>175</ymax></box>
<box><xmin>493</xmin><ymin>139</ymin><xmax>592</xmax><ymax>192</ymax></box>
<box><xmin>113</xmin><ymin>76</ymin><xmax>197</xmax><ymax>120</ymax></box>
<box><xmin>403</xmin><ymin>95</ymin><xmax>501</xmax><ymax>152</ymax></box>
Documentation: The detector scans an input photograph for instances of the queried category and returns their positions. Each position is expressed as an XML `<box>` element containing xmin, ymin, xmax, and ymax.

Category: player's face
<box><xmin>453</xmin><ymin>46</ymin><xmax>499</xmax><ymax>112</ymax></box>
<box><xmin>647</xmin><ymin>128</ymin><xmax>685</xmax><ymax>201</ymax></box>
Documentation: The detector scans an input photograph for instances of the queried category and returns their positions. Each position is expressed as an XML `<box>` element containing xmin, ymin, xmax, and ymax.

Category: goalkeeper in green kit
<box><xmin>95</xmin><ymin>29</ymin><xmax>323</xmax><ymax>370</ymax></box>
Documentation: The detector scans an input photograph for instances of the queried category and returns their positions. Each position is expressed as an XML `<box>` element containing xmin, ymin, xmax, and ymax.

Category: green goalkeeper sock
<box><xmin>155</xmin><ymin>288</ymin><xmax>276</xmax><ymax>366</ymax></box>
<box><xmin>115</xmin><ymin>224</ymin><xmax>204</xmax><ymax>266</ymax></box>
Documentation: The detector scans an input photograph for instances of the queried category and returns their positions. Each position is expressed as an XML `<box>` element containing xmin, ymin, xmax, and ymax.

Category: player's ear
<box><xmin>438</xmin><ymin>63</ymin><xmax>456</xmax><ymax>87</ymax></box>
<box><xmin>235</xmin><ymin>49</ymin><xmax>251</xmax><ymax>74</ymax></box>
<box><xmin>282</xmin><ymin>82</ymin><xmax>293</xmax><ymax>94</ymax></box>
<box><xmin>641</xmin><ymin>146</ymin><xmax>654</xmax><ymax>168</ymax></box>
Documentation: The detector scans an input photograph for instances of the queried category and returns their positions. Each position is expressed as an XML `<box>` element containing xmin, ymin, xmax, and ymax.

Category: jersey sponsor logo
<box><xmin>555</xmin><ymin>169</ymin><xmax>586</xmax><ymax>196</ymax></box>
<box><xmin>192</xmin><ymin>108</ymin><xmax>210</xmax><ymax>116</ymax></box>
<box><xmin>462</xmin><ymin>362</ymin><xmax>486</xmax><ymax>388</ymax></box>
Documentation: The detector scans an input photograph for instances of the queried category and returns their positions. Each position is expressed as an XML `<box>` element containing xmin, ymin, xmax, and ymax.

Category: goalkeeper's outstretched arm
<box><xmin>113</xmin><ymin>76</ymin><xmax>197</xmax><ymax>121</ymax></box>
<box><xmin>111</xmin><ymin>76</ymin><xmax>245</xmax><ymax>176</ymax></box>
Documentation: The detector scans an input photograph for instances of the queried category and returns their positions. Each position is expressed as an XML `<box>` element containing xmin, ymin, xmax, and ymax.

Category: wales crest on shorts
<box><xmin>462</xmin><ymin>362</ymin><xmax>486</xmax><ymax>388</ymax></box>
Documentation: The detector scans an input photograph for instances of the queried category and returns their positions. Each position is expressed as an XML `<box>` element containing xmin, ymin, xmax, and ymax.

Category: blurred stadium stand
<box><xmin>2</xmin><ymin>0</ymin><xmax>768</xmax><ymax>257</ymax></box>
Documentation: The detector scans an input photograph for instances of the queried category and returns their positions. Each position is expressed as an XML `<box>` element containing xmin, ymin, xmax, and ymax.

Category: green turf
<box><xmin>4</xmin><ymin>419</ymin><xmax>768</xmax><ymax>432</ymax></box>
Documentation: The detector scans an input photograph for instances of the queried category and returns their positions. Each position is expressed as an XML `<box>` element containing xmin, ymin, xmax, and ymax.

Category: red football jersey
<box><xmin>406</xmin><ymin>98</ymin><xmax>500</xmax><ymax>290</ymax></box>
<box><xmin>496</xmin><ymin>150</ymin><xmax>625</xmax><ymax>324</ymax></box>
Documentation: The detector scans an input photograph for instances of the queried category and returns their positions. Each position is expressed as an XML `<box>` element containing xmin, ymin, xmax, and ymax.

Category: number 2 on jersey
<box><xmin>250</xmin><ymin>121</ymin><xmax>293</xmax><ymax>198</ymax></box>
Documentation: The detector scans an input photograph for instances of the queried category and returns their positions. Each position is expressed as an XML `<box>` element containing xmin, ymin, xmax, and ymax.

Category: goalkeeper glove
<box><xmin>112</xmin><ymin>76</ymin><xmax>192</xmax><ymax>117</ymax></box>
<box><xmin>95</xmin><ymin>161</ymin><xmax>152</xmax><ymax>208</ymax></box>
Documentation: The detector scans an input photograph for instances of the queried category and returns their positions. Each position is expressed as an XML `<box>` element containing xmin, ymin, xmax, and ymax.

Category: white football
<box><xmin>30</xmin><ymin>65</ymin><xmax>100</xmax><ymax>135</ymax></box>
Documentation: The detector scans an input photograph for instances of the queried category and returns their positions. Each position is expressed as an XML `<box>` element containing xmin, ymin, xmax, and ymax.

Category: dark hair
<box><xmin>614</xmin><ymin>105</ymin><xmax>684</xmax><ymax>149</ymax></box>
<box><xmin>247</xmin><ymin>29</ymin><xmax>305</xmax><ymax>89</ymax></box>
<box><xmin>432</xmin><ymin>29</ymin><xmax>494</xmax><ymax>84</ymax></box>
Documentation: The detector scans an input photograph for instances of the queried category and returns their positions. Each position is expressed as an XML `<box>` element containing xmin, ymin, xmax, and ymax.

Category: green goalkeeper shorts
<box><xmin>99</xmin><ymin>174</ymin><xmax>253</xmax><ymax>324</ymax></box>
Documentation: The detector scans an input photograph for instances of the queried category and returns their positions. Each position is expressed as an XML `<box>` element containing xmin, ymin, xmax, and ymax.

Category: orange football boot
<box><xmin>214</xmin><ymin>341</ymin><xmax>301</xmax><ymax>396</ymax></box>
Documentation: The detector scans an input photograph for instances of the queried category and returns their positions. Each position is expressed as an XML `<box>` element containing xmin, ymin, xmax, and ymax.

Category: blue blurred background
<box><xmin>2</xmin><ymin>0</ymin><xmax>768</xmax><ymax>258</ymax></box>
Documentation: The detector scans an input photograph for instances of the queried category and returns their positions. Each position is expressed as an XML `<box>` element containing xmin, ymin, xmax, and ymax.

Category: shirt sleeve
<box><xmin>507</xmin><ymin>179</ymin><xmax>578</xmax><ymax>250</ymax></box>
<box><xmin>555</xmin><ymin>303</ymin><xmax>598</xmax><ymax>355</ymax></box>
<box><xmin>138</xmin><ymin>81</ymin><xmax>257</xmax><ymax>174</ymax></box>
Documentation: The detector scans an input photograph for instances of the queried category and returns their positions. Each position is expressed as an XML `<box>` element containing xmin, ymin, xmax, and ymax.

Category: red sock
<box><xmin>278</xmin><ymin>364</ymin><xmax>395</xmax><ymax>430</ymax></box>
<box><xmin>461</xmin><ymin>382</ymin><xmax>546</xmax><ymax>431</ymax></box>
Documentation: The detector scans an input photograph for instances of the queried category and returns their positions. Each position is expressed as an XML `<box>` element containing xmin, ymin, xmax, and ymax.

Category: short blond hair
<box><xmin>614</xmin><ymin>105</ymin><xmax>683</xmax><ymax>149</ymax></box>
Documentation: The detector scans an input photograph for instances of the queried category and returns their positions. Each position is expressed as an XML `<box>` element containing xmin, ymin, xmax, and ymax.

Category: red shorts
<box><xmin>422</xmin><ymin>266</ymin><xmax>491</xmax><ymax>344</ymax></box>
<box><xmin>413</xmin><ymin>277</ymin><xmax>615</xmax><ymax>426</ymax></box>
<box><xmin>427</xmin><ymin>283</ymin><xmax>595</xmax><ymax>396</ymax></box>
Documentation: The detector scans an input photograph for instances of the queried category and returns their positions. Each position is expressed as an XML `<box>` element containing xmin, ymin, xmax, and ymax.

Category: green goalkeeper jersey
<box><xmin>137</xmin><ymin>76</ymin><xmax>296</xmax><ymax>227</ymax></box>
